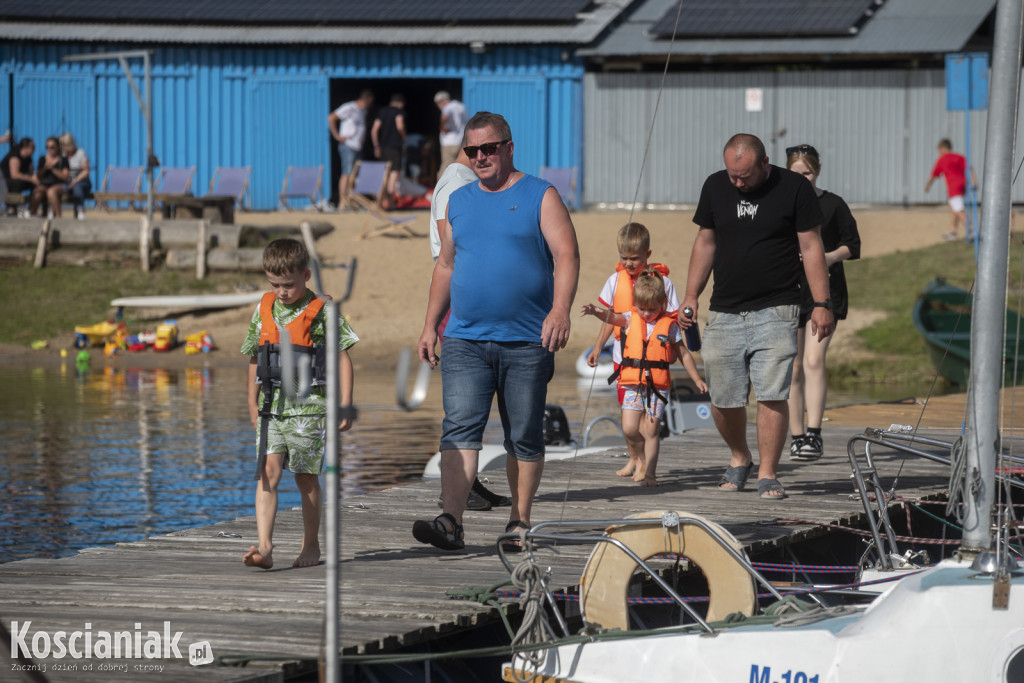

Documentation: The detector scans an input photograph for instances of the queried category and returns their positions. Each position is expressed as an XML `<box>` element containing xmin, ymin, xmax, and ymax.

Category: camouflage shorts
<box><xmin>259</xmin><ymin>415</ymin><xmax>327</xmax><ymax>475</ymax></box>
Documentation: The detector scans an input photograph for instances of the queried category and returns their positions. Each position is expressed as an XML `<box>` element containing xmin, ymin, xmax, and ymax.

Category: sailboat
<box><xmin>498</xmin><ymin>2</ymin><xmax>1024</xmax><ymax>680</ymax></box>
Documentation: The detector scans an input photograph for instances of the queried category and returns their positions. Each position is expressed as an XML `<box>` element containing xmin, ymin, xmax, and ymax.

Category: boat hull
<box><xmin>912</xmin><ymin>278</ymin><xmax>1024</xmax><ymax>387</ymax></box>
<box><xmin>504</xmin><ymin>560</ymin><xmax>1024</xmax><ymax>683</ymax></box>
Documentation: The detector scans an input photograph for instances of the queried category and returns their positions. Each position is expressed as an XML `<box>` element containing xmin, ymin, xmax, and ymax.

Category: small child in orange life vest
<box><xmin>586</xmin><ymin>223</ymin><xmax>679</xmax><ymax>405</ymax></box>
<box><xmin>581</xmin><ymin>268</ymin><xmax>707</xmax><ymax>486</ymax></box>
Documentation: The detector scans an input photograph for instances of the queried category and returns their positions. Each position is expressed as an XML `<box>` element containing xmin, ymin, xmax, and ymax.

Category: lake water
<box><xmin>0</xmin><ymin>358</ymin><xmax>936</xmax><ymax>564</ymax></box>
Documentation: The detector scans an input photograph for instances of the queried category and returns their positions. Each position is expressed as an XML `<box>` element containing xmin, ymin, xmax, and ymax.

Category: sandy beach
<box><xmin>8</xmin><ymin>202</ymin><xmax>969</xmax><ymax>382</ymax></box>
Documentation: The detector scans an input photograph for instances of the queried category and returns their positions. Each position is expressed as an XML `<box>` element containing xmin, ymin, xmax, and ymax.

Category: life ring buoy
<box><xmin>579</xmin><ymin>510</ymin><xmax>756</xmax><ymax>630</ymax></box>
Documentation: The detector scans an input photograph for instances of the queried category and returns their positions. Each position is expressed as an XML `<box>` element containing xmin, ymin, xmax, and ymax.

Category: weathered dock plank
<box><xmin>0</xmin><ymin>423</ymin><xmax>960</xmax><ymax>680</ymax></box>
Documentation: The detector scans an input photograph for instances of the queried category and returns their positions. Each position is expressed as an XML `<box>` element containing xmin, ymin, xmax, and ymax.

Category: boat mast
<box><xmin>963</xmin><ymin>0</ymin><xmax>1024</xmax><ymax>555</ymax></box>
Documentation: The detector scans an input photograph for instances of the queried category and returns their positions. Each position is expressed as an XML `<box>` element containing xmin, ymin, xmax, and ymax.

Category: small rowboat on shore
<box><xmin>912</xmin><ymin>277</ymin><xmax>1024</xmax><ymax>387</ymax></box>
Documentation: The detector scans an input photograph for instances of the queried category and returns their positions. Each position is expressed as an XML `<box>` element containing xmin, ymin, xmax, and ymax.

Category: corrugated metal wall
<box><xmin>0</xmin><ymin>43</ymin><xmax>583</xmax><ymax>210</ymax></box>
<box><xmin>584</xmin><ymin>69</ymin><xmax>1024</xmax><ymax>206</ymax></box>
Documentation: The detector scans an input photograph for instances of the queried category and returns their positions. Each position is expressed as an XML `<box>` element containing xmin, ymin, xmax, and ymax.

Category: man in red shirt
<box><xmin>925</xmin><ymin>138</ymin><xmax>975</xmax><ymax>241</ymax></box>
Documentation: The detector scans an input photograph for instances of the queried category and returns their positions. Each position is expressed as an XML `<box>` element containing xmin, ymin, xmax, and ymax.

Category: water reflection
<box><xmin>0</xmin><ymin>363</ymin><xmax>260</xmax><ymax>564</ymax></box>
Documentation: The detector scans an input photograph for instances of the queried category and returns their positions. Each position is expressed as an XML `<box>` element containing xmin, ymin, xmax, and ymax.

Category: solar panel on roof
<box><xmin>0</xmin><ymin>0</ymin><xmax>593</xmax><ymax>24</ymax></box>
<box><xmin>650</xmin><ymin>0</ymin><xmax>882</xmax><ymax>38</ymax></box>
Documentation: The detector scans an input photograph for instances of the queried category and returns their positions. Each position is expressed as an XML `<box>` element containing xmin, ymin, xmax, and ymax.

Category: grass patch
<box><xmin>0</xmin><ymin>257</ymin><xmax>260</xmax><ymax>346</ymax></box>
<box><xmin>837</xmin><ymin>234</ymin><xmax>1024</xmax><ymax>385</ymax></box>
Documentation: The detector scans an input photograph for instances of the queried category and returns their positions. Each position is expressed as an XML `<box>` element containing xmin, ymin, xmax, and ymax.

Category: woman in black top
<box><xmin>1</xmin><ymin>138</ymin><xmax>37</xmax><ymax>214</ymax></box>
<box><xmin>785</xmin><ymin>144</ymin><xmax>861</xmax><ymax>461</ymax></box>
<box><xmin>30</xmin><ymin>136</ymin><xmax>69</xmax><ymax>217</ymax></box>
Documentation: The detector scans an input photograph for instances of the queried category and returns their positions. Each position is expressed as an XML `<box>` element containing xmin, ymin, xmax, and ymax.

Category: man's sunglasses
<box><xmin>464</xmin><ymin>139</ymin><xmax>511</xmax><ymax>158</ymax></box>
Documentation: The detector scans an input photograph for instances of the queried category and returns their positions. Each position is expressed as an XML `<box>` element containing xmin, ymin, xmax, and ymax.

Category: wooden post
<box><xmin>196</xmin><ymin>219</ymin><xmax>207</xmax><ymax>279</ymax></box>
<box><xmin>139</xmin><ymin>215</ymin><xmax>151</xmax><ymax>272</ymax></box>
<box><xmin>33</xmin><ymin>218</ymin><xmax>51</xmax><ymax>268</ymax></box>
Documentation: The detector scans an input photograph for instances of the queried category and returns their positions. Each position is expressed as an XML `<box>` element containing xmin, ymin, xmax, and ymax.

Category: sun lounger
<box><xmin>278</xmin><ymin>165</ymin><xmax>323</xmax><ymax>211</ymax></box>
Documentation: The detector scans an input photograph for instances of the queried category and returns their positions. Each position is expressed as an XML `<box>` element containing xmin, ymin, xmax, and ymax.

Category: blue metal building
<box><xmin>0</xmin><ymin>1</ymin><xmax>628</xmax><ymax>209</ymax></box>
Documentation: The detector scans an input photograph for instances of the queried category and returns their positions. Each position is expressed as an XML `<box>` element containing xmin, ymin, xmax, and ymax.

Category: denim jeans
<box><xmin>338</xmin><ymin>144</ymin><xmax>359</xmax><ymax>175</ymax></box>
<box><xmin>701</xmin><ymin>305</ymin><xmax>799</xmax><ymax>408</ymax></box>
<box><xmin>440</xmin><ymin>338</ymin><xmax>554</xmax><ymax>461</ymax></box>
<box><xmin>68</xmin><ymin>179</ymin><xmax>92</xmax><ymax>207</ymax></box>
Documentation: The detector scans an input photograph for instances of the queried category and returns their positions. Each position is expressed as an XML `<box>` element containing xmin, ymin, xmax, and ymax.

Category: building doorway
<box><xmin>328</xmin><ymin>78</ymin><xmax>462</xmax><ymax>207</ymax></box>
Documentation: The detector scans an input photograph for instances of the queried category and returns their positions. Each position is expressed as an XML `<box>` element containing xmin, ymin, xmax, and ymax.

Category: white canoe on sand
<box><xmin>111</xmin><ymin>292</ymin><xmax>264</xmax><ymax>309</ymax></box>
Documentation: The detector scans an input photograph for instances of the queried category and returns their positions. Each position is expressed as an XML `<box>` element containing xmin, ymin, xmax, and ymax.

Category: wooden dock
<box><xmin>0</xmin><ymin>419</ymin><xmax>964</xmax><ymax>681</ymax></box>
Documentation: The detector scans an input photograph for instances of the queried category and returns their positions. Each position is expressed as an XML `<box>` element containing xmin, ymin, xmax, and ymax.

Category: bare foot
<box><xmin>292</xmin><ymin>543</ymin><xmax>321</xmax><ymax>568</ymax></box>
<box><xmin>615</xmin><ymin>464</ymin><xmax>636</xmax><ymax>477</ymax></box>
<box><xmin>631</xmin><ymin>470</ymin><xmax>647</xmax><ymax>483</ymax></box>
<box><xmin>243</xmin><ymin>545</ymin><xmax>273</xmax><ymax>569</ymax></box>
<box><xmin>639</xmin><ymin>475</ymin><xmax>658</xmax><ymax>487</ymax></box>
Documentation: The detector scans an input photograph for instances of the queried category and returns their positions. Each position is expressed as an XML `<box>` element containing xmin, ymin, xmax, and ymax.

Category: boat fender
<box><xmin>579</xmin><ymin>510</ymin><xmax>756</xmax><ymax>630</ymax></box>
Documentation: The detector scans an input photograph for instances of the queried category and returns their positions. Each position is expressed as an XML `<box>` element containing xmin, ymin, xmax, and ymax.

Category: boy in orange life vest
<box><xmin>585</xmin><ymin>223</ymin><xmax>679</xmax><ymax>406</ymax></box>
<box><xmin>239</xmin><ymin>238</ymin><xmax>358</xmax><ymax>570</ymax></box>
<box><xmin>581</xmin><ymin>268</ymin><xmax>707</xmax><ymax>486</ymax></box>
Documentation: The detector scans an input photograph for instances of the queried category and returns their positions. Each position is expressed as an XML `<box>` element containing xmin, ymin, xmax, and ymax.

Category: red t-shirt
<box><xmin>931</xmin><ymin>152</ymin><xmax>967</xmax><ymax>197</ymax></box>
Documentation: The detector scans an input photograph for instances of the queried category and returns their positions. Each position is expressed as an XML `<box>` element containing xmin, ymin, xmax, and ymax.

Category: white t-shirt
<box><xmin>333</xmin><ymin>101</ymin><xmax>367</xmax><ymax>151</ymax></box>
<box><xmin>66</xmin><ymin>148</ymin><xmax>88</xmax><ymax>179</ymax></box>
<box><xmin>597</xmin><ymin>271</ymin><xmax>679</xmax><ymax>363</ymax></box>
<box><xmin>439</xmin><ymin>100</ymin><xmax>468</xmax><ymax>148</ymax></box>
<box><xmin>429</xmin><ymin>162</ymin><xmax>478</xmax><ymax>260</ymax></box>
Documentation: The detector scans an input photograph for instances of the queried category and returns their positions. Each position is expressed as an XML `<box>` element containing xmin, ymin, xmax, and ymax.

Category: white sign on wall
<box><xmin>745</xmin><ymin>88</ymin><xmax>763</xmax><ymax>112</ymax></box>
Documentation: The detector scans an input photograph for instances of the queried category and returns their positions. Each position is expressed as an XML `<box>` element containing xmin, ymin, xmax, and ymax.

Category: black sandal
<box><xmin>413</xmin><ymin>512</ymin><xmax>465</xmax><ymax>550</ymax></box>
<box><xmin>500</xmin><ymin>520</ymin><xmax>530</xmax><ymax>554</ymax></box>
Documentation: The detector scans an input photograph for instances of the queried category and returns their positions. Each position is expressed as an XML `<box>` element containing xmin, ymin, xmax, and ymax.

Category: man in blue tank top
<box><xmin>414</xmin><ymin>112</ymin><xmax>580</xmax><ymax>551</ymax></box>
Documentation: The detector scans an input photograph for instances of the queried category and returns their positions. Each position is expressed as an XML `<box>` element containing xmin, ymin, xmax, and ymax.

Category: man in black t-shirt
<box><xmin>681</xmin><ymin>133</ymin><xmax>833</xmax><ymax>500</ymax></box>
<box><xmin>371</xmin><ymin>93</ymin><xmax>407</xmax><ymax>208</ymax></box>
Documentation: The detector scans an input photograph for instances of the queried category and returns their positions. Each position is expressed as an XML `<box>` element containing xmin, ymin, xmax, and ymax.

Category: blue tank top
<box><xmin>445</xmin><ymin>174</ymin><xmax>553</xmax><ymax>342</ymax></box>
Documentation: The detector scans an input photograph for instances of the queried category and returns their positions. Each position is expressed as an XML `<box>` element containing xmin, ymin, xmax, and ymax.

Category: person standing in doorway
<box><xmin>925</xmin><ymin>138</ymin><xmax>976</xmax><ymax>241</ymax></box>
<box><xmin>371</xmin><ymin>93</ymin><xmax>407</xmax><ymax>209</ymax></box>
<box><xmin>329</xmin><ymin>89</ymin><xmax>374</xmax><ymax>209</ymax></box>
<box><xmin>435</xmin><ymin>91</ymin><xmax>468</xmax><ymax>172</ymax></box>
<box><xmin>414</xmin><ymin>111</ymin><xmax>580</xmax><ymax>551</ymax></box>
<box><xmin>682</xmin><ymin>133</ymin><xmax>833</xmax><ymax>500</ymax></box>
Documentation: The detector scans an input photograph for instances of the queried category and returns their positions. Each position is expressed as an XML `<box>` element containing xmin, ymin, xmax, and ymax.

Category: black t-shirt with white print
<box><xmin>692</xmin><ymin>165</ymin><xmax>823</xmax><ymax>313</ymax></box>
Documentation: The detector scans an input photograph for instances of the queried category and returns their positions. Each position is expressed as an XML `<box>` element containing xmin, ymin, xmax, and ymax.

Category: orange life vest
<box><xmin>255</xmin><ymin>292</ymin><xmax>327</xmax><ymax>388</ymax></box>
<box><xmin>610</xmin><ymin>262</ymin><xmax>670</xmax><ymax>340</ymax></box>
<box><xmin>617</xmin><ymin>312</ymin><xmax>676</xmax><ymax>391</ymax></box>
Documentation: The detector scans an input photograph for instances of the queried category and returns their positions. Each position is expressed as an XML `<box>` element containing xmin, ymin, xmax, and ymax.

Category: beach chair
<box><xmin>93</xmin><ymin>165</ymin><xmax>144</xmax><ymax>211</ymax></box>
<box><xmin>208</xmin><ymin>166</ymin><xmax>251</xmax><ymax>209</ymax></box>
<box><xmin>348</xmin><ymin>160</ymin><xmax>419</xmax><ymax>239</ymax></box>
<box><xmin>277</xmin><ymin>165</ymin><xmax>323</xmax><ymax>211</ymax></box>
<box><xmin>539</xmin><ymin>166</ymin><xmax>578</xmax><ymax>211</ymax></box>
<box><xmin>346</xmin><ymin>160</ymin><xmax>390</xmax><ymax>212</ymax></box>
<box><xmin>154</xmin><ymin>166</ymin><xmax>195</xmax><ymax>198</ymax></box>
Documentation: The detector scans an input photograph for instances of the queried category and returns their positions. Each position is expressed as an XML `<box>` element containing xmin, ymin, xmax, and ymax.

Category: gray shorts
<box><xmin>700</xmin><ymin>305</ymin><xmax>799</xmax><ymax>408</ymax></box>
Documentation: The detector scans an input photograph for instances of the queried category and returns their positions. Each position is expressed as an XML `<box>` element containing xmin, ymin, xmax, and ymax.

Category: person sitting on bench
<box><xmin>1</xmin><ymin>137</ymin><xmax>37</xmax><ymax>216</ymax></box>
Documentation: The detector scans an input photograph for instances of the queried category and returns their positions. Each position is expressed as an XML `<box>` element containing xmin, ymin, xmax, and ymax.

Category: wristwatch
<box><xmin>812</xmin><ymin>300</ymin><xmax>833</xmax><ymax>310</ymax></box>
